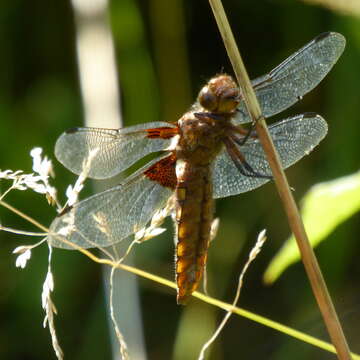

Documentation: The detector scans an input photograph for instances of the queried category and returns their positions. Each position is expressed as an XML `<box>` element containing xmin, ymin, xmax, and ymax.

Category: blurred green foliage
<box><xmin>265</xmin><ymin>171</ymin><xmax>360</xmax><ymax>284</ymax></box>
<box><xmin>0</xmin><ymin>1</ymin><xmax>359</xmax><ymax>359</ymax></box>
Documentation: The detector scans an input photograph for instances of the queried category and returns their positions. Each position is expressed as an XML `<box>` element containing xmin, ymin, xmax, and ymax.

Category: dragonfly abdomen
<box><xmin>175</xmin><ymin>161</ymin><xmax>214</xmax><ymax>304</ymax></box>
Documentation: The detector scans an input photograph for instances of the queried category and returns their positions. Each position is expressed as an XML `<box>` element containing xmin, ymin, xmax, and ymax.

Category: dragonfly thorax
<box><xmin>176</xmin><ymin>112</ymin><xmax>227</xmax><ymax>165</ymax></box>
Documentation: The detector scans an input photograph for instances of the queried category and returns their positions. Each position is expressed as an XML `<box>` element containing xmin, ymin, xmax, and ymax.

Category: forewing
<box><xmin>48</xmin><ymin>155</ymin><xmax>175</xmax><ymax>249</ymax></box>
<box><xmin>55</xmin><ymin>121</ymin><xmax>177</xmax><ymax>179</ymax></box>
<box><xmin>234</xmin><ymin>32</ymin><xmax>345</xmax><ymax>124</ymax></box>
<box><xmin>213</xmin><ymin>113</ymin><xmax>328</xmax><ymax>198</ymax></box>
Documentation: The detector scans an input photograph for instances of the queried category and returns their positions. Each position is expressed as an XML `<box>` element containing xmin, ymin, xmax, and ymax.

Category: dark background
<box><xmin>0</xmin><ymin>0</ymin><xmax>359</xmax><ymax>359</ymax></box>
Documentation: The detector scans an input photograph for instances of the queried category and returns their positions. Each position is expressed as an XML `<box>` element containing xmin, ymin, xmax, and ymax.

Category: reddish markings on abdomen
<box><xmin>146</xmin><ymin>127</ymin><xmax>179</xmax><ymax>139</ymax></box>
<box><xmin>144</xmin><ymin>154</ymin><xmax>177</xmax><ymax>189</ymax></box>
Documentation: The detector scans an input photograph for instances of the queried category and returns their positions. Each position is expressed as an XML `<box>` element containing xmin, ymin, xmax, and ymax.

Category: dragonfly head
<box><xmin>198</xmin><ymin>74</ymin><xmax>240</xmax><ymax>114</ymax></box>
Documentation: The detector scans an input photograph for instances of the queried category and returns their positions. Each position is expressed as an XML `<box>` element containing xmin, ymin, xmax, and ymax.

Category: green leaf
<box><xmin>264</xmin><ymin>171</ymin><xmax>360</xmax><ymax>284</ymax></box>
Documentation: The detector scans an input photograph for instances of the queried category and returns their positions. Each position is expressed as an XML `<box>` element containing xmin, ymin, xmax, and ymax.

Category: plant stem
<box><xmin>208</xmin><ymin>0</ymin><xmax>352</xmax><ymax>359</ymax></box>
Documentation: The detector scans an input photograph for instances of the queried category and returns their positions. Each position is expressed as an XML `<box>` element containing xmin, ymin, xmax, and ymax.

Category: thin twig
<box><xmin>0</xmin><ymin>225</ymin><xmax>47</xmax><ymax>236</ymax></box>
<box><xmin>0</xmin><ymin>200</ymin><xmax>49</xmax><ymax>233</ymax></box>
<box><xmin>208</xmin><ymin>0</ymin><xmax>352</xmax><ymax>359</ymax></box>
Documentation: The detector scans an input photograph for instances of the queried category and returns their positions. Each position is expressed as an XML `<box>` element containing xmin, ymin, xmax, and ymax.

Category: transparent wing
<box><xmin>234</xmin><ymin>32</ymin><xmax>345</xmax><ymax>124</ymax></box>
<box><xmin>213</xmin><ymin>113</ymin><xmax>328</xmax><ymax>198</ymax></box>
<box><xmin>55</xmin><ymin>121</ymin><xmax>177</xmax><ymax>179</ymax></box>
<box><xmin>48</xmin><ymin>156</ymin><xmax>174</xmax><ymax>249</ymax></box>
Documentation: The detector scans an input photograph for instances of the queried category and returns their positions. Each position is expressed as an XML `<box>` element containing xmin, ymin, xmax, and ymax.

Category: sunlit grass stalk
<box><xmin>1</xmin><ymin>198</ymin><xmax>360</xmax><ymax>359</ymax></box>
<box><xmin>207</xmin><ymin>0</ymin><xmax>352</xmax><ymax>359</ymax></box>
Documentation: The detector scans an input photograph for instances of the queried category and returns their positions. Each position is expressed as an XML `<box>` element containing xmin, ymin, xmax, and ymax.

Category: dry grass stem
<box><xmin>42</xmin><ymin>245</ymin><xmax>63</xmax><ymax>360</ymax></box>
<box><xmin>208</xmin><ymin>0</ymin><xmax>352</xmax><ymax>359</ymax></box>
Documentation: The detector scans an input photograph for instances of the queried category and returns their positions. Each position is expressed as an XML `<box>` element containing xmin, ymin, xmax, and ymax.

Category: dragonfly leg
<box><xmin>234</xmin><ymin>123</ymin><xmax>256</xmax><ymax>146</ymax></box>
<box><xmin>227</xmin><ymin>121</ymin><xmax>258</xmax><ymax>147</ymax></box>
<box><xmin>223</xmin><ymin>137</ymin><xmax>272</xmax><ymax>179</ymax></box>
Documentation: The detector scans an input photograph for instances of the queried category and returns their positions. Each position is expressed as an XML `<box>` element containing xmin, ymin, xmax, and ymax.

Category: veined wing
<box><xmin>48</xmin><ymin>154</ymin><xmax>176</xmax><ymax>249</ymax></box>
<box><xmin>234</xmin><ymin>32</ymin><xmax>345</xmax><ymax>124</ymax></box>
<box><xmin>213</xmin><ymin>113</ymin><xmax>327</xmax><ymax>198</ymax></box>
<box><xmin>55</xmin><ymin>122</ymin><xmax>178</xmax><ymax>179</ymax></box>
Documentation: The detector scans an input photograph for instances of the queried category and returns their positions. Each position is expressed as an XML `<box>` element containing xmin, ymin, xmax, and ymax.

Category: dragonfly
<box><xmin>48</xmin><ymin>32</ymin><xmax>345</xmax><ymax>304</ymax></box>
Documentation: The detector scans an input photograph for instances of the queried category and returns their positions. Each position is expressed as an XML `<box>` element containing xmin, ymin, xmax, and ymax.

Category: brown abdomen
<box><xmin>175</xmin><ymin>161</ymin><xmax>213</xmax><ymax>304</ymax></box>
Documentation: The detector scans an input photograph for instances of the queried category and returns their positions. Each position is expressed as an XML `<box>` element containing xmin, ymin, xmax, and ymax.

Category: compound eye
<box><xmin>218</xmin><ymin>91</ymin><xmax>239</xmax><ymax>113</ymax></box>
<box><xmin>198</xmin><ymin>87</ymin><xmax>218</xmax><ymax>111</ymax></box>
